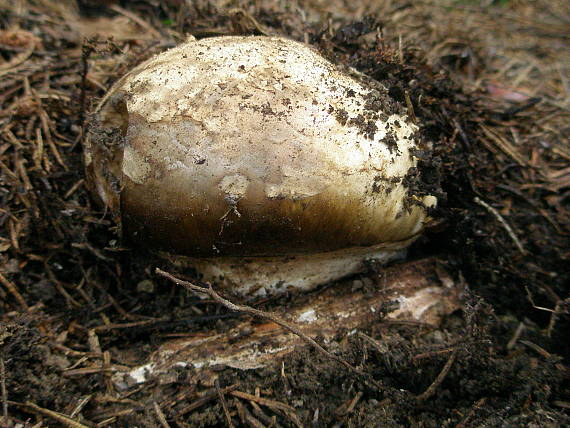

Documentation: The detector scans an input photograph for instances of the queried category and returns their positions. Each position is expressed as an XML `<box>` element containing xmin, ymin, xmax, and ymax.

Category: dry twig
<box><xmin>474</xmin><ymin>197</ymin><xmax>526</xmax><ymax>254</ymax></box>
<box><xmin>153</xmin><ymin>401</ymin><xmax>171</xmax><ymax>428</ymax></box>
<box><xmin>1</xmin><ymin>358</ymin><xmax>7</xmax><ymax>424</ymax></box>
<box><xmin>480</xmin><ymin>124</ymin><xmax>528</xmax><ymax>167</ymax></box>
<box><xmin>178</xmin><ymin>384</ymin><xmax>239</xmax><ymax>416</ymax></box>
<box><xmin>70</xmin><ymin>395</ymin><xmax>93</xmax><ymax>419</ymax></box>
<box><xmin>13</xmin><ymin>401</ymin><xmax>92</xmax><ymax>428</ymax></box>
<box><xmin>0</xmin><ymin>272</ymin><xmax>29</xmax><ymax>310</ymax></box>
<box><xmin>216</xmin><ymin>379</ymin><xmax>235</xmax><ymax>428</ymax></box>
<box><xmin>416</xmin><ymin>349</ymin><xmax>458</xmax><ymax>401</ymax></box>
<box><xmin>109</xmin><ymin>4</ymin><xmax>161</xmax><ymax>38</ymax></box>
<box><xmin>231</xmin><ymin>391</ymin><xmax>302</xmax><ymax>428</ymax></box>
<box><xmin>235</xmin><ymin>399</ymin><xmax>266</xmax><ymax>428</ymax></box>
<box><xmin>455</xmin><ymin>397</ymin><xmax>487</xmax><ymax>428</ymax></box>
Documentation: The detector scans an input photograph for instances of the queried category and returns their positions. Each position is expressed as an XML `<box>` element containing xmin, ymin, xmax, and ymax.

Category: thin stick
<box><xmin>455</xmin><ymin>397</ymin><xmax>487</xmax><ymax>428</ymax></box>
<box><xmin>230</xmin><ymin>391</ymin><xmax>296</xmax><ymax>414</ymax></box>
<box><xmin>404</xmin><ymin>90</ymin><xmax>417</xmax><ymax>124</ymax></box>
<box><xmin>215</xmin><ymin>380</ymin><xmax>235</xmax><ymax>428</ymax></box>
<box><xmin>109</xmin><ymin>4</ymin><xmax>161</xmax><ymax>38</ymax></box>
<box><xmin>231</xmin><ymin>391</ymin><xmax>302</xmax><ymax>428</ymax></box>
<box><xmin>238</xmin><ymin>401</ymin><xmax>266</xmax><ymax>428</ymax></box>
<box><xmin>70</xmin><ymin>395</ymin><xmax>92</xmax><ymax>419</ymax></box>
<box><xmin>1</xmin><ymin>358</ymin><xmax>7</xmax><ymax>424</ymax></box>
<box><xmin>506</xmin><ymin>322</ymin><xmax>525</xmax><ymax>350</ymax></box>
<box><xmin>178</xmin><ymin>384</ymin><xmax>239</xmax><ymax>416</ymax></box>
<box><xmin>17</xmin><ymin>401</ymin><xmax>91</xmax><ymax>428</ymax></box>
<box><xmin>153</xmin><ymin>401</ymin><xmax>171</xmax><ymax>428</ymax></box>
<box><xmin>156</xmin><ymin>268</ymin><xmax>361</xmax><ymax>376</ymax></box>
<box><xmin>474</xmin><ymin>197</ymin><xmax>526</xmax><ymax>254</ymax></box>
<box><xmin>39</xmin><ymin>109</ymin><xmax>67</xmax><ymax>170</ymax></box>
<box><xmin>0</xmin><ymin>272</ymin><xmax>29</xmax><ymax>310</ymax></box>
<box><xmin>416</xmin><ymin>350</ymin><xmax>458</xmax><ymax>401</ymax></box>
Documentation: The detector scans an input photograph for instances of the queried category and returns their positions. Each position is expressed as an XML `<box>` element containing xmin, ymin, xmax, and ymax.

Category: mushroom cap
<box><xmin>85</xmin><ymin>36</ymin><xmax>436</xmax><ymax>257</ymax></box>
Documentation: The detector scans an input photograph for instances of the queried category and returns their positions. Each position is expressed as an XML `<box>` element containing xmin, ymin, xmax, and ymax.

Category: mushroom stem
<box><xmin>169</xmin><ymin>245</ymin><xmax>409</xmax><ymax>297</ymax></box>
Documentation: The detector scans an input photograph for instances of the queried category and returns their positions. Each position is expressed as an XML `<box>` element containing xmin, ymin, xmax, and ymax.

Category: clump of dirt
<box><xmin>0</xmin><ymin>1</ymin><xmax>568</xmax><ymax>427</ymax></box>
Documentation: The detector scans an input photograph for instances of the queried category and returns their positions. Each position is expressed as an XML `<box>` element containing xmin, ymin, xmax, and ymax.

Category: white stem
<box><xmin>170</xmin><ymin>246</ymin><xmax>406</xmax><ymax>297</ymax></box>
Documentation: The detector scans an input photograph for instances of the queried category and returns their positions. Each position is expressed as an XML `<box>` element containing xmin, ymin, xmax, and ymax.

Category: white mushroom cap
<box><xmin>85</xmin><ymin>36</ymin><xmax>436</xmax><ymax>296</ymax></box>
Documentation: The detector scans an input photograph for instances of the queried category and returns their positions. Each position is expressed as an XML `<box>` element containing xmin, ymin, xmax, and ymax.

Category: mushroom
<box><xmin>85</xmin><ymin>36</ymin><xmax>437</xmax><ymax>297</ymax></box>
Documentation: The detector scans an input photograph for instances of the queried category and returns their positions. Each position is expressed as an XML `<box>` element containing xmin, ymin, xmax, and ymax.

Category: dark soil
<box><xmin>1</xmin><ymin>1</ymin><xmax>568</xmax><ymax>427</ymax></box>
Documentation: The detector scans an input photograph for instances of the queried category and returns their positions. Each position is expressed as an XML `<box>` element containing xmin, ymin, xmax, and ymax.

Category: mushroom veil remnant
<box><xmin>85</xmin><ymin>35</ymin><xmax>437</xmax><ymax>297</ymax></box>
